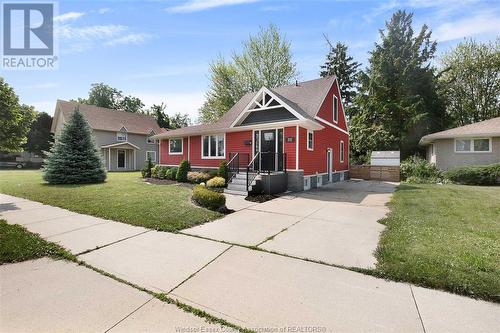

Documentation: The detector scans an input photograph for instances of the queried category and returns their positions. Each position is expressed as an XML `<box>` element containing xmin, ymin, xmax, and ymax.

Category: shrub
<box><xmin>218</xmin><ymin>160</ymin><xmax>228</xmax><ymax>180</ymax></box>
<box><xmin>187</xmin><ymin>171</ymin><xmax>211</xmax><ymax>184</ymax></box>
<box><xmin>207</xmin><ymin>176</ymin><xmax>226</xmax><ymax>188</ymax></box>
<box><xmin>141</xmin><ymin>155</ymin><xmax>154</xmax><ymax>178</ymax></box>
<box><xmin>158</xmin><ymin>166</ymin><xmax>169</xmax><ymax>179</ymax></box>
<box><xmin>207</xmin><ymin>169</ymin><xmax>219</xmax><ymax>178</ymax></box>
<box><xmin>151</xmin><ymin>165</ymin><xmax>161</xmax><ymax>178</ymax></box>
<box><xmin>42</xmin><ymin>108</ymin><xmax>106</xmax><ymax>184</ymax></box>
<box><xmin>176</xmin><ymin>160</ymin><xmax>191</xmax><ymax>182</ymax></box>
<box><xmin>165</xmin><ymin>167</ymin><xmax>178</xmax><ymax>180</ymax></box>
<box><xmin>192</xmin><ymin>185</ymin><xmax>226</xmax><ymax>210</ymax></box>
<box><xmin>400</xmin><ymin>156</ymin><xmax>440</xmax><ymax>181</ymax></box>
<box><xmin>443</xmin><ymin>164</ymin><xmax>500</xmax><ymax>185</ymax></box>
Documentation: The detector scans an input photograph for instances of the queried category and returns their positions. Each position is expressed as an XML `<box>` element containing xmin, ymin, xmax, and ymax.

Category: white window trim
<box><xmin>454</xmin><ymin>137</ymin><xmax>492</xmax><ymax>153</ymax></box>
<box><xmin>340</xmin><ymin>140</ymin><xmax>345</xmax><ymax>162</ymax></box>
<box><xmin>169</xmin><ymin>138</ymin><xmax>183</xmax><ymax>155</ymax></box>
<box><xmin>117</xmin><ymin>132</ymin><xmax>127</xmax><ymax>142</ymax></box>
<box><xmin>201</xmin><ymin>133</ymin><xmax>226</xmax><ymax>159</ymax></box>
<box><xmin>333</xmin><ymin>95</ymin><xmax>339</xmax><ymax>124</ymax></box>
<box><xmin>307</xmin><ymin>130</ymin><xmax>314</xmax><ymax>151</ymax></box>
<box><xmin>117</xmin><ymin>149</ymin><xmax>126</xmax><ymax>169</ymax></box>
<box><xmin>146</xmin><ymin>151</ymin><xmax>156</xmax><ymax>162</ymax></box>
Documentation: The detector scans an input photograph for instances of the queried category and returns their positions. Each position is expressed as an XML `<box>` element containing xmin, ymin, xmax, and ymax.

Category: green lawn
<box><xmin>0</xmin><ymin>170</ymin><xmax>222</xmax><ymax>232</ymax></box>
<box><xmin>376</xmin><ymin>183</ymin><xmax>500</xmax><ymax>301</ymax></box>
<box><xmin>0</xmin><ymin>220</ymin><xmax>75</xmax><ymax>264</ymax></box>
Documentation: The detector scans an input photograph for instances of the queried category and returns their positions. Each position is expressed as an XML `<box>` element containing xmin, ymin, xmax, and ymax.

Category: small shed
<box><xmin>371</xmin><ymin>151</ymin><xmax>400</xmax><ymax>166</ymax></box>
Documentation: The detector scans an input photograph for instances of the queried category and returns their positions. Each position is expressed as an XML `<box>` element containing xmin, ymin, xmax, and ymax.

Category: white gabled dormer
<box><xmin>147</xmin><ymin>129</ymin><xmax>156</xmax><ymax>144</ymax></box>
<box><xmin>117</xmin><ymin>126</ymin><xmax>128</xmax><ymax>142</ymax></box>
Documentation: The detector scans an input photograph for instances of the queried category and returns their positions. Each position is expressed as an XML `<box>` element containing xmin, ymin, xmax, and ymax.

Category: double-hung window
<box><xmin>455</xmin><ymin>138</ymin><xmax>491</xmax><ymax>153</ymax></box>
<box><xmin>333</xmin><ymin>95</ymin><xmax>338</xmax><ymax>123</ymax></box>
<box><xmin>307</xmin><ymin>130</ymin><xmax>314</xmax><ymax>151</ymax></box>
<box><xmin>169</xmin><ymin>138</ymin><xmax>183</xmax><ymax>155</ymax></box>
<box><xmin>202</xmin><ymin>134</ymin><xmax>225</xmax><ymax>158</ymax></box>
<box><xmin>340</xmin><ymin>141</ymin><xmax>345</xmax><ymax>162</ymax></box>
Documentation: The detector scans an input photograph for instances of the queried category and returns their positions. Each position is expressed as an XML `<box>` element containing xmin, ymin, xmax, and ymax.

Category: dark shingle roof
<box><xmin>155</xmin><ymin>76</ymin><xmax>336</xmax><ymax>138</ymax></box>
<box><xmin>54</xmin><ymin>100</ymin><xmax>165</xmax><ymax>135</ymax></box>
<box><xmin>420</xmin><ymin>117</ymin><xmax>500</xmax><ymax>145</ymax></box>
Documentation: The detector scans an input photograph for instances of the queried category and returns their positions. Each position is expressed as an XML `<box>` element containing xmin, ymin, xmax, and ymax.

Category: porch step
<box><xmin>230</xmin><ymin>178</ymin><xmax>247</xmax><ymax>185</ymax></box>
<box><xmin>224</xmin><ymin>189</ymin><xmax>248</xmax><ymax>196</ymax></box>
<box><xmin>227</xmin><ymin>183</ymin><xmax>248</xmax><ymax>192</ymax></box>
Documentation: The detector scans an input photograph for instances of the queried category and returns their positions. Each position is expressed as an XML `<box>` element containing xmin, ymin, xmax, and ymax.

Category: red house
<box><xmin>153</xmin><ymin>76</ymin><xmax>349</xmax><ymax>195</ymax></box>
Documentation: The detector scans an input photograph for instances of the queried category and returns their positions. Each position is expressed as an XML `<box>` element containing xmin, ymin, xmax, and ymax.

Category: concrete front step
<box><xmin>224</xmin><ymin>189</ymin><xmax>248</xmax><ymax>196</ymax></box>
<box><xmin>227</xmin><ymin>183</ymin><xmax>247</xmax><ymax>192</ymax></box>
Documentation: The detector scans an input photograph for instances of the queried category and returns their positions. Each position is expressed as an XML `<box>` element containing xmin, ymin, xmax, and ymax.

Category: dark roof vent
<box><xmin>295</xmin><ymin>80</ymin><xmax>299</xmax><ymax>86</ymax></box>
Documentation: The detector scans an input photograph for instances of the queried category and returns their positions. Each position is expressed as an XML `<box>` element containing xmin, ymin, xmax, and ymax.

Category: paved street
<box><xmin>1</xmin><ymin>188</ymin><xmax>499</xmax><ymax>332</ymax></box>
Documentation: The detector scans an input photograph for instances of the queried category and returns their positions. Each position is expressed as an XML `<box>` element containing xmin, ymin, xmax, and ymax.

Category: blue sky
<box><xmin>3</xmin><ymin>0</ymin><xmax>499</xmax><ymax>121</ymax></box>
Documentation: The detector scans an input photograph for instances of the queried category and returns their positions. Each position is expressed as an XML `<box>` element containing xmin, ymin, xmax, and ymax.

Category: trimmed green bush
<box><xmin>187</xmin><ymin>171</ymin><xmax>211</xmax><ymax>184</ymax></box>
<box><xmin>400</xmin><ymin>156</ymin><xmax>440</xmax><ymax>181</ymax></box>
<box><xmin>165</xmin><ymin>167</ymin><xmax>178</xmax><ymax>180</ymax></box>
<box><xmin>158</xmin><ymin>166</ymin><xmax>169</xmax><ymax>179</ymax></box>
<box><xmin>443</xmin><ymin>164</ymin><xmax>500</xmax><ymax>185</ymax></box>
<box><xmin>207</xmin><ymin>176</ymin><xmax>226</xmax><ymax>188</ymax></box>
<box><xmin>176</xmin><ymin>160</ymin><xmax>191</xmax><ymax>182</ymax></box>
<box><xmin>151</xmin><ymin>165</ymin><xmax>160</xmax><ymax>178</ymax></box>
<box><xmin>207</xmin><ymin>169</ymin><xmax>219</xmax><ymax>178</ymax></box>
<box><xmin>192</xmin><ymin>185</ymin><xmax>226</xmax><ymax>210</ymax></box>
<box><xmin>218</xmin><ymin>160</ymin><xmax>228</xmax><ymax>180</ymax></box>
<box><xmin>142</xmin><ymin>155</ymin><xmax>154</xmax><ymax>178</ymax></box>
<box><xmin>43</xmin><ymin>108</ymin><xmax>106</xmax><ymax>184</ymax></box>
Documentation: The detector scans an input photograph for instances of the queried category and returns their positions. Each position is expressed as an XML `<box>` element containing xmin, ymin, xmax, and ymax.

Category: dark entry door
<box><xmin>261</xmin><ymin>130</ymin><xmax>276</xmax><ymax>171</ymax></box>
<box><xmin>117</xmin><ymin>150</ymin><xmax>125</xmax><ymax>168</ymax></box>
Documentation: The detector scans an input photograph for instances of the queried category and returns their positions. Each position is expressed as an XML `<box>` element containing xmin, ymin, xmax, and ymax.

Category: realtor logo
<box><xmin>2</xmin><ymin>2</ymin><xmax>58</xmax><ymax>70</ymax></box>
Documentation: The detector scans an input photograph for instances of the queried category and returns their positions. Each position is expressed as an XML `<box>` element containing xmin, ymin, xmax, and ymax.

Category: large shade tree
<box><xmin>199</xmin><ymin>24</ymin><xmax>298</xmax><ymax>123</ymax></box>
<box><xmin>24</xmin><ymin>112</ymin><xmax>53</xmax><ymax>156</ymax></box>
<box><xmin>0</xmin><ymin>78</ymin><xmax>36</xmax><ymax>152</ymax></box>
<box><xmin>43</xmin><ymin>108</ymin><xmax>106</xmax><ymax>184</ymax></box>
<box><xmin>77</xmin><ymin>83</ymin><xmax>144</xmax><ymax>113</ymax></box>
<box><xmin>349</xmin><ymin>10</ymin><xmax>446</xmax><ymax>162</ymax></box>
<box><xmin>438</xmin><ymin>38</ymin><xmax>500</xmax><ymax>126</ymax></box>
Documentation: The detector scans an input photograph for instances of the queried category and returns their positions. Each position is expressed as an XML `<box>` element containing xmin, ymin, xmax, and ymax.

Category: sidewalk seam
<box><xmin>77</xmin><ymin>229</ymin><xmax>152</xmax><ymax>255</ymax></box>
<box><xmin>410</xmin><ymin>285</ymin><xmax>427</xmax><ymax>333</ymax></box>
<box><xmin>103</xmin><ymin>296</ymin><xmax>155</xmax><ymax>333</ymax></box>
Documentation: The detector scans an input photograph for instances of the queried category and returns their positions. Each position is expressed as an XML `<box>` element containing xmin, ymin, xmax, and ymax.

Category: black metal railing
<box><xmin>227</xmin><ymin>152</ymin><xmax>250</xmax><ymax>182</ymax></box>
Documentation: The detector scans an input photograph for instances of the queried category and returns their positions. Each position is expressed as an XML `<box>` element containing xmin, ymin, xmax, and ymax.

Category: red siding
<box><xmin>298</xmin><ymin>80</ymin><xmax>349</xmax><ymax>175</ymax></box>
<box><xmin>284</xmin><ymin>126</ymin><xmax>297</xmax><ymax>169</ymax></box>
<box><xmin>160</xmin><ymin>137</ymin><xmax>188</xmax><ymax>165</ymax></box>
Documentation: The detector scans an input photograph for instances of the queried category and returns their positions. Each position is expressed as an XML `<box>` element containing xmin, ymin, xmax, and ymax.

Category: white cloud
<box><xmin>105</xmin><ymin>33</ymin><xmax>153</xmax><ymax>46</ymax></box>
<box><xmin>434</xmin><ymin>12</ymin><xmax>500</xmax><ymax>42</ymax></box>
<box><xmin>133</xmin><ymin>92</ymin><xmax>206</xmax><ymax>122</ymax></box>
<box><xmin>54</xmin><ymin>11</ymin><xmax>85</xmax><ymax>22</ymax></box>
<box><xmin>98</xmin><ymin>8</ymin><xmax>111</xmax><ymax>14</ymax></box>
<box><xmin>166</xmin><ymin>0</ymin><xmax>258</xmax><ymax>13</ymax></box>
<box><xmin>56</xmin><ymin>24</ymin><xmax>127</xmax><ymax>40</ymax></box>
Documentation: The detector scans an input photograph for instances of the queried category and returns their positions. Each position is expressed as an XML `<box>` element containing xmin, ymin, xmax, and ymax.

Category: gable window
<box><xmin>146</xmin><ymin>151</ymin><xmax>156</xmax><ymax>162</ymax></box>
<box><xmin>307</xmin><ymin>130</ymin><xmax>314</xmax><ymax>151</ymax></box>
<box><xmin>117</xmin><ymin>132</ymin><xmax>127</xmax><ymax>141</ymax></box>
<box><xmin>202</xmin><ymin>134</ymin><xmax>225</xmax><ymax>158</ymax></box>
<box><xmin>169</xmin><ymin>138</ymin><xmax>183</xmax><ymax>155</ymax></box>
<box><xmin>340</xmin><ymin>141</ymin><xmax>345</xmax><ymax>162</ymax></box>
<box><xmin>455</xmin><ymin>138</ymin><xmax>491</xmax><ymax>153</ymax></box>
<box><xmin>333</xmin><ymin>95</ymin><xmax>339</xmax><ymax>123</ymax></box>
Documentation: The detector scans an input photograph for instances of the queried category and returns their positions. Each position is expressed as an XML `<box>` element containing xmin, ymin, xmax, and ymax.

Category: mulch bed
<box><xmin>245</xmin><ymin>194</ymin><xmax>279</xmax><ymax>203</ymax></box>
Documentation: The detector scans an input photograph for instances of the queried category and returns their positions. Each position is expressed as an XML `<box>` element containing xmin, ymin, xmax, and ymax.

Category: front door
<box><xmin>117</xmin><ymin>150</ymin><xmax>126</xmax><ymax>169</ymax></box>
<box><xmin>260</xmin><ymin>130</ymin><xmax>276</xmax><ymax>171</ymax></box>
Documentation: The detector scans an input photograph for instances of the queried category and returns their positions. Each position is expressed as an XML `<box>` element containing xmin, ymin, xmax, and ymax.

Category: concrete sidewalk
<box><xmin>1</xmin><ymin>193</ymin><xmax>499</xmax><ymax>332</ymax></box>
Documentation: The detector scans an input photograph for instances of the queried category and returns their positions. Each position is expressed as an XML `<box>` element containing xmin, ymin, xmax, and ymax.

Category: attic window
<box><xmin>147</xmin><ymin>130</ymin><xmax>156</xmax><ymax>144</ymax></box>
<box><xmin>333</xmin><ymin>95</ymin><xmax>338</xmax><ymax>123</ymax></box>
<box><xmin>117</xmin><ymin>132</ymin><xmax>127</xmax><ymax>141</ymax></box>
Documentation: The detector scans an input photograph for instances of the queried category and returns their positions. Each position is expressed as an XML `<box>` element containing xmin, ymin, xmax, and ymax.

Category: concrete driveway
<box><xmin>185</xmin><ymin>180</ymin><xmax>396</xmax><ymax>268</ymax></box>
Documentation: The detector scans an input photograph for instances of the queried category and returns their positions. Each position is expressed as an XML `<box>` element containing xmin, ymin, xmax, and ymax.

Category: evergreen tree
<box><xmin>43</xmin><ymin>108</ymin><xmax>106</xmax><ymax>184</ymax></box>
<box><xmin>150</xmin><ymin>103</ymin><xmax>170</xmax><ymax>128</ymax></box>
<box><xmin>350</xmin><ymin>10</ymin><xmax>446</xmax><ymax>160</ymax></box>
<box><xmin>320</xmin><ymin>37</ymin><xmax>361</xmax><ymax>108</ymax></box>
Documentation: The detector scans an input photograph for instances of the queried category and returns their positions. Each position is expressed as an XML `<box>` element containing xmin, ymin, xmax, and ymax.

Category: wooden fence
<box><xmin>350</xmin><ymin>165</ymin><xmax>400</xmax><ymax>182</ymax></box>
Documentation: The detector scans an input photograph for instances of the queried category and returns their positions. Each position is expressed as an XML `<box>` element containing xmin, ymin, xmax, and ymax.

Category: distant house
<box><xmin>51</xmin><ymin>100</ymin><xmax>165</xmax><ymax>171</ymax></box>
<box><xmin>152</xmin><ymin>76</ymin><xmax>349</xmax><ymax>194</ymax></box>
<box><xmin>419</xmin><ymin>117</ymin><xmax>500</xmax><ymax>170</ymax></box>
